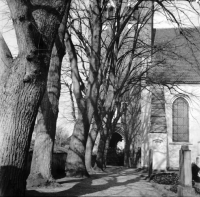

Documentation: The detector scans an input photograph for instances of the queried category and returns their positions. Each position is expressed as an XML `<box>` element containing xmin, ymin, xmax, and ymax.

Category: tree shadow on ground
<box><xmin>26</xmin><ymin>167</ymin><xmax>145</xmax><ymax>196</ymax></box>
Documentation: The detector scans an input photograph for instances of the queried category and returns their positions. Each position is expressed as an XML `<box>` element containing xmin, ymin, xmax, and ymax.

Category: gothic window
<box><xmin>172</xmin><ymin>97</ymin><xmax>189</xmax><ymax>142</ymax></box>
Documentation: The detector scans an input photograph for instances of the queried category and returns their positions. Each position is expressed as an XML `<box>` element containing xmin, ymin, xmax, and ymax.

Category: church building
<box><xmin>141</xmin><ymin>26</ymin><xmax>200</xmax><ymax>170</ymax></box>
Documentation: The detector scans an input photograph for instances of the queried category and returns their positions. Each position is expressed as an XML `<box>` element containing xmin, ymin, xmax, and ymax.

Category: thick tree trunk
<box><xmin>124</xmin><ymin>140</ymin><xmax>130</xmax><ymax>168</ymax></box>
<box><xmin>65</xmin><ymin>0</ymin><xmax>101</xmax><ymax>177</ymax></box>
<box><xmin>103</xmin><ymin>135</ymin><xmax>110</xmax><ymax>168</ymax></box>
<box><xmin>85</xmin><ymin>120</ymin><xmax>98</xmax><ymax>173</ymax></box>
<box><xmin>0</xmin><ymin>1</ymin><xmax>67</xmax><ymax>196</ymax></box>
<box><xmin>65</xmin><ymin>30</ymin><xmax>90</xmax><ymax>177</ymax></box>
<box><xmin>65</xmin><ymin>110</ymin><xmax>90</xmax><ymax>177</ymax></box>
<box><xmin>27</xmin><ymin>3</ymin><xmax>70</xmax><ymax>187</ymax></box>
<box><xmin>129</xmin><ymin>143</ymin><xmax>134</xmax><ymax>168</ymax></box>
<box><xmin>94</xmin><ymin>130</ymin><xmax>107</xmax><ymax>171</ymax></box>
<box><xmin>27</xmin><ymin>109</ymin><xmax>55</xmax><ymax>186</ymax></box>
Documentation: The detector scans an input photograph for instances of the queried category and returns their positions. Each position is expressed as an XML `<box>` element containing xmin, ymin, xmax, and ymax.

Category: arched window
<box><xmin>173</xmin><ymin>97</ymin><xmax>189</xmax><ymax>142</ymax></box>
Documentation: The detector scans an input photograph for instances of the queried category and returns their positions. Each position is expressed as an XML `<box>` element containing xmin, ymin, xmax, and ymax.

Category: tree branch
<box><xmin>0</xmin><ymin>33</ymin><xmax>13</xmax><ymax>82</ymax></box>
<box><xmin>65</xmin><ymin>29</ymin><xmax>84</xmax><ymax>101</ymax></box>
<box><xmin>0</xmin><ymin>33</ymin><xmax>13</xmax><ymax>66</ymax></box>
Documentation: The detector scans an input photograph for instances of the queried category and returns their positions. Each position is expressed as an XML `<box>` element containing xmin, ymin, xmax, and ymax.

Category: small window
<box><xmin>172</xmin><ymin>97</ymin><xmax>189</xmax><ymax>142</ymax></box>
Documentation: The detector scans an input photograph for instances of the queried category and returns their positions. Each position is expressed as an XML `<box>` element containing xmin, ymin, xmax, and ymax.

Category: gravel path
<box><xmin>26</xmin><ymin>166</ymin><xmax>164</xmax><ymax>197</ymax></box>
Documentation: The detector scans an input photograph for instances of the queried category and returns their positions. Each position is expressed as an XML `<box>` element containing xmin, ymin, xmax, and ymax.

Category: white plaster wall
<box><xmin>148</xmin><ymin>133</ymin><xmax>167</xmax><ymax>170</ymax></box>
<box><xmin>164</xmin><ymin>84</ymin><xmax>200</xmax><ymax>169</ymax></box>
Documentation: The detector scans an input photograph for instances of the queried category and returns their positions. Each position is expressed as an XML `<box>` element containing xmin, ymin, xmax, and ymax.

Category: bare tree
<box><xmin>92</xmin><ymin>0</ymin><xmax>154</xmax><ymax>170</ymax></box>
<box><xmin>0</xmin><ymin>0</ymin><xmax>68</xmax><ymax>195</ymax></box>
<box><xmin>64</xmin><ymin>0</ymin><xmax>102</xmax><ymax>177</ymax></box>
<box><xmin>65</xmin><ymin>0</ymin><xmax>200</xmax><ymax>174</ymax></box>
<box><xmin>64</xmin><ymin>0</ymin><xmax>151</xmax><ymax>173</ymax></box>
<box><xmin>27</xmin><ymin>2</ymin><xmax>71</xmax><ymax>187</ymax></box>
<box><xmin>122</xmin><ymin>88</ymin><xmax>141</xmax><ymax>168</ymax></box>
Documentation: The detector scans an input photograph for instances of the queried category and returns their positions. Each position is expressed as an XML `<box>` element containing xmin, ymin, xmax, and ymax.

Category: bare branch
<box><xmin>0</xmin><ymin>32</ymin><xmax>13</xmax><ymax>66</ymax></box>
<box><xmin>0</xmin><ymin>32</ymin><xmax>13</xmax><ymax>82</ymax></box>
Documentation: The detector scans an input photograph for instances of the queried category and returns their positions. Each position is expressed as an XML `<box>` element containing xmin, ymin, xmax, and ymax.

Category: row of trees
<box><xmin>0</xmin><ymin>0</ymin><xmax>199</xmax><ymax>196</ymax></box>
<box><xmin>64</xmin><ymin>0</ymin><xmax>154</xmax><ymax>175</ymax></box>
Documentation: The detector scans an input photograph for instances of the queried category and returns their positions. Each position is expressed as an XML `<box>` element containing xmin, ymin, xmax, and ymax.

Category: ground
<box><xmin>26</xmin><ymin>166</ymin><xmax>179</xmax><ymax>197</ymax></box>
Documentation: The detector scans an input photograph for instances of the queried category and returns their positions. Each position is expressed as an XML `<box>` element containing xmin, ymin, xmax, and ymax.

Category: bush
<box><xmin>151</xmin><ymin>163</ymin><xmax>200</xmax><ymax>194</ymax></box>
<box><xmin>151</xmin><ymin>172</ymin><xmax>179</xmax><ymax>194</ymax></box>
<box><xmin>151</xmin><ymin>172</ymin><xmax>179</xmax><ymax>185</ymax></box>
<box><xmin>194</xmin><ymin>184</ymin><xmax>200</xmax><ymax>195</ymax></box>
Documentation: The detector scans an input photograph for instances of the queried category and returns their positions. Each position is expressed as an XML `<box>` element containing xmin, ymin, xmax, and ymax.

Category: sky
<box><xmin>0</xmin><ymin>0</ymin><xmax>200</xmax><ymax>136</ymax></box>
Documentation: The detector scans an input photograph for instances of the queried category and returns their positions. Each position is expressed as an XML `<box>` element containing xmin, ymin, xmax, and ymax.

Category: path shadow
<box><xmin>26</xmin><ymin>167</ymin><xmax>143</xmax><ymax>196</ymax></box>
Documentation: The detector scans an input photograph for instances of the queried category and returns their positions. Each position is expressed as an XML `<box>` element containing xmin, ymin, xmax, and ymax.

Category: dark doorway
<box><xmin>107</xmin><ymin>132</ymin><xmax>124</xmax><ymax>166</ymax></box>
<box><xmin>109</xmin><ymin>132</ymin><xmax>123</xmax><ymax>148</ymax></box>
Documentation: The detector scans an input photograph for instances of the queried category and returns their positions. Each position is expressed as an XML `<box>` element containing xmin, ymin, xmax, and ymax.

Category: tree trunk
<box><xmin>129</xmin><ymin>143</ymin><xmax>134</xmax><ymax>168</ymax></box>
<box><xmin>65</xmin><ymin>30</ymin><xmax>90</xmax><ymax>177</ymax></box>
<box><xmin>124</xmin><ymin>140</ymin><xmax>130</xmax><ymax>168</ymax></box>
<box><xmin>85</xmin><ymin>119</ymin><xmax>99</xmax><ymax>173</ymax></box>
<box><xmin>27</xmin><ymin>3</ymin><xmax>70</xmax><ymax>187</ymax></box>
<box><xmin>94</xmin><ymin>130</ymin><xmax>107</xmax><ymax>171</ymax></box>
<box><xmin>27</xmin><ymin>109</ymin><xmax>55</xmax><ymax>186</ymax></box>
<box><xmin>103</xmin><ymin>135</ymin><xmax>110</xmax><ymax>168</ymax></box>
<box><xmin>65</xmin><ymin>0</ymin><xmax>101</xmax><ymax>177</ymax></box>
<box><xmin>0</xmin><ymin>1</ymin><xmax>67</xmax><ymax>196</ymax></box>
<box><xmin>65</xmin><ymin>109</ymin><xmax>90</xmax><ymax>177</ymax></box>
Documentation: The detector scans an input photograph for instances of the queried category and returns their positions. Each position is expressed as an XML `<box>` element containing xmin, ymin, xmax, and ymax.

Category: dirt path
<box><xmin>26</xmin><ymin>166</ymin><xmax>164</xmax><ymax>197</ymax></box>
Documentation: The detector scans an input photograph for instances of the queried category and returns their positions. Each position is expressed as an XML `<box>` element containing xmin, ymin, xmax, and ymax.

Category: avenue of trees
<box><xmin>0</xmin><ymin>0</ymin><xmax>200</xmax><ymax>196</ymax></box>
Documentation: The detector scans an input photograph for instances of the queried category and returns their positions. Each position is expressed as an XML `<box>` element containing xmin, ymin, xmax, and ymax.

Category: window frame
<box><xmin>172</xmin><ymin>97</ymin><xmax>189</xmax><ymax>142</ymax></box>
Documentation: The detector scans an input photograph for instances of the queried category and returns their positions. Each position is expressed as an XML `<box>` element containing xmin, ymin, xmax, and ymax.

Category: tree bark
<box><xmin>0</xmin><ymin>1</ymin><xmax>67</xmax><ymax>196</ymax></box>
<box><xmin>85</xmin><ymin>119</ymin><xmax>99</xmax><ymax>173</ymax></box>
<box><xmin>94</xmin><ymin>130</ymin><xmax>107</xmax><ymax>171</ymax></box>
<box><xmin>65</xmin><ymin>111</ymin><xmax>90</xmax><ymax>177</ymax></box>
<box><xmin>65</xmin><ymin>0</ymin><xmax>101</xmax><ymax>177</ymax></box>
<box><xmin>27</xmin><ymin>2</ymin><xmax>71</xmax><ymax>187</ymax></box>
<box><xmin>65</xmin><ymin>29</ymin><xmax>90</xmax><ymax>177</ymax></box>
<box><xmin>27</xmin><ymin>109</ymin><xmax>55</xmax><ymax>187</ymax></box>
<box><xmin>124</xmin><ymin>139</ymin><xmax>130</xmax><ymax>168</ymax></box>
<box><xmin>103</xmin><ymin>135</ymin><xmax>110</xmax><ymax>168</ymax></box>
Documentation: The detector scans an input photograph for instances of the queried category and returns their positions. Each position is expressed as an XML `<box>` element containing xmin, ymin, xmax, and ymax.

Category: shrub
<box><xmin>151</xmin><ymin>172</ymin><xmax>179</xmax><ymax>185</ymax></box>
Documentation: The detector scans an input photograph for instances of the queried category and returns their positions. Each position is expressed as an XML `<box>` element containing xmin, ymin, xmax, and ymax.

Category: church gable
<box><xmin>143</xmin><ymin>27</ymin><xmax>200</xmax><ymax>170</ymax></box>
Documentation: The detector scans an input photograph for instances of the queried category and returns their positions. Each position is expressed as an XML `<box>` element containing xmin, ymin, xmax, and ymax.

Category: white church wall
<box><xmin>164</xmin><ymin>84</ymin><xmax>200</xmax><ymax>169</ymax></box>
<box><xmin>148</xmin><ymin>133</ymin><xmax>167</xmax><ymax>170</ymax></box>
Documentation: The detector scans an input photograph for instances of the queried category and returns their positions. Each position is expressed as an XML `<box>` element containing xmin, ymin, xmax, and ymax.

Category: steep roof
<box><xmin>148</xmin><ymin>28</ymin><xmax>200</xmax><ymax>84</ymax></box>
